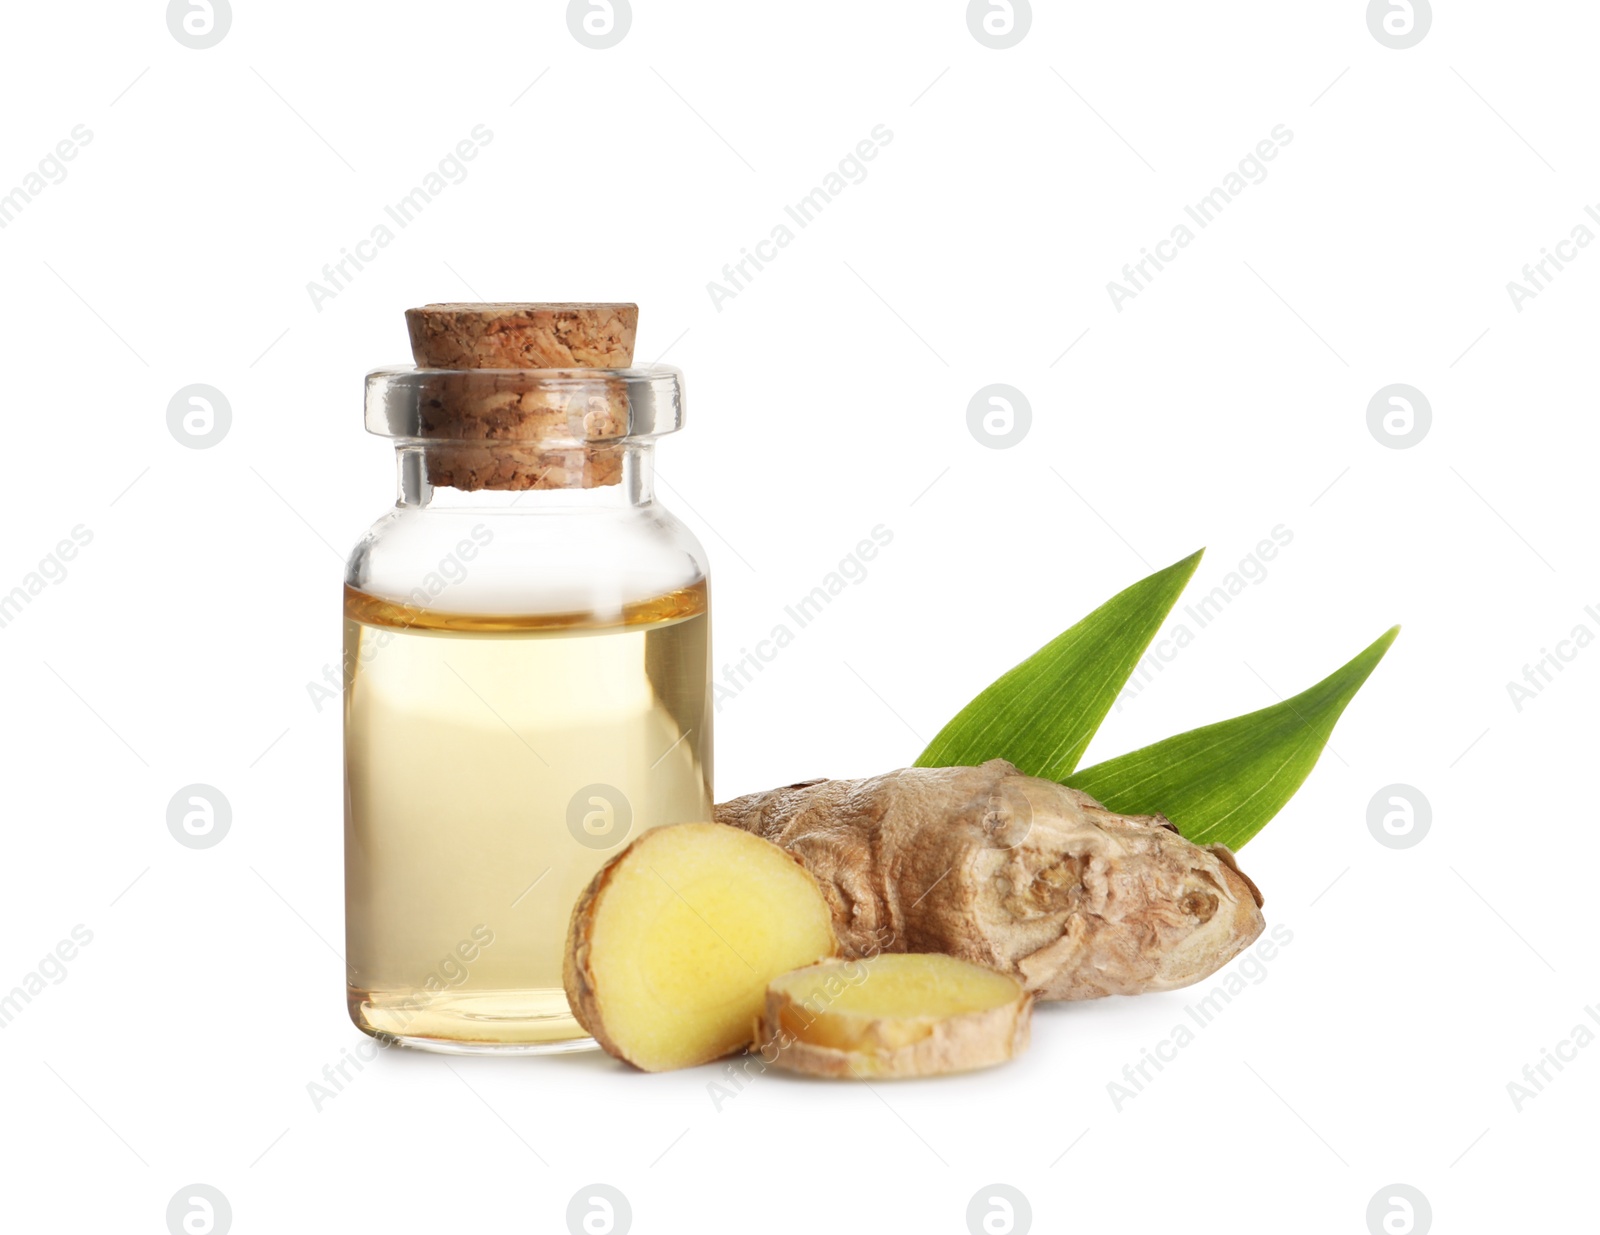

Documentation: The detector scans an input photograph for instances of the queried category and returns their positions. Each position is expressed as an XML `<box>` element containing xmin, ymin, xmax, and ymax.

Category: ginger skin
<box><xmin>715</xmin><ymin>760</ymin><xmax>1266</xmax><ymax>1001</ymax></box>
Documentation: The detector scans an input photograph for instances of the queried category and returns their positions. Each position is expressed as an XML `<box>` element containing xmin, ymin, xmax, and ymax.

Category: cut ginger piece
<box><xmin>756</xmin><ymin>953</ymin><xmax>1032</xmax><ymax>1079</ymax></box>
<box><xmin>563</xmin><ymin>822</ymin><xmax>838</xmax><ymax>1072</ymax></box>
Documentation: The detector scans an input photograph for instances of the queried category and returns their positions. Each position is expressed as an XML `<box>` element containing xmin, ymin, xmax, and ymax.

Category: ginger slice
<box><xmin>564</xmin><ymin>823</ymin><xmax>838</xmax><ymax>1072</ymax></box>
<box><xmin>756</xmin><ymin>953</ymin><xmax>1032</xmax><ymax>1079</ymax></box>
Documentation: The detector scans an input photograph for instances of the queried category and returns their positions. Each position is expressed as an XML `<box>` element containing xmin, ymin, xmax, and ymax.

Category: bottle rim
<box><xmin>364</xmin><ymin>365</ymin><xmax>685</xmax><ymax>444</ymax></box>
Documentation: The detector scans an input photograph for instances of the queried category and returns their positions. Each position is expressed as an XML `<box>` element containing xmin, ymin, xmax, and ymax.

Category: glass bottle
<box><xmin>343</xmin><ymin>314</ymin><xmax>712</xmax><ymax>1054</ymax></box>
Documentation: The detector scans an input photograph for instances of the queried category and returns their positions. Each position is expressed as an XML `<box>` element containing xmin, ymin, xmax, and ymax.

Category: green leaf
<box><xmin>1066</xmin><ymin>626</ymin><xmax>1399</xmax><ymax>850</ymax></box>
<box><xmin>914</xmin><ymin>550</ymin><xmax>1204</xmax><ymax>780</ymax></box>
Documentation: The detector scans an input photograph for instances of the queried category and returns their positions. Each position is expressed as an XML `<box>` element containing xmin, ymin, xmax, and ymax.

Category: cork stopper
<box><xmin>406</xmin><ymin>303</ymin><xmax>638</xmax><ymax>370</ymax></box>
<box><xmin>402</xmin><ymin>303</ymin><xmax>639</xmax><ymax>492</ymax></box>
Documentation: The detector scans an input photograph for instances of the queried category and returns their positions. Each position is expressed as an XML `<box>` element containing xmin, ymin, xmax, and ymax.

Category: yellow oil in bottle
<box><xmin>343</xmin><ymin>579</ymin><xmax>712</xmax><ymax>1052</ymax></box>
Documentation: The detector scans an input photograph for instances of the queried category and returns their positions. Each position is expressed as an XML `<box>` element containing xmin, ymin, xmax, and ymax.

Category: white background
<box><xmin>2</xmin><ymin>1</ymin><xmax>1594</xmax><ymax>1232</ymax></box>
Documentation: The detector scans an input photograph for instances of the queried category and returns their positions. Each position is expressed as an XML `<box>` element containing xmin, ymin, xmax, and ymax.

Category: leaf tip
<box><xmin>1338</xmin><ymin>625</ymin><xmax>1400</xmax><ymax>694</ymax></box>
<box><xmin>1168</xmin><ymin>547</ymin><xmax>1205</xmax><ymax>580</ymax></box>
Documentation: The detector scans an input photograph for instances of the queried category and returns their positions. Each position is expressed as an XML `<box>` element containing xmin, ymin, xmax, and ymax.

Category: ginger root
<box><xmin>715</xmin><ymin>759</ymin><xmax>1265</xmax><ymax>1000</ymax></box>
<box><xmin>563</xmin><ymin>823</ymin><xmax>838</xmax><ymax>1072</ymax></box>
<box><xmin>756</xmin><ymin>953</ymin><xmax>1032</xmax><ymax>1079</ymax></box>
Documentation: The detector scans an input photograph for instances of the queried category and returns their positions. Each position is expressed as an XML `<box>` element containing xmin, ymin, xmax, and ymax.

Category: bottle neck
<box><xmin>395</xmin><ymin>441</ymin><xmax>656</xmax><ymax>510</ymax></box>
